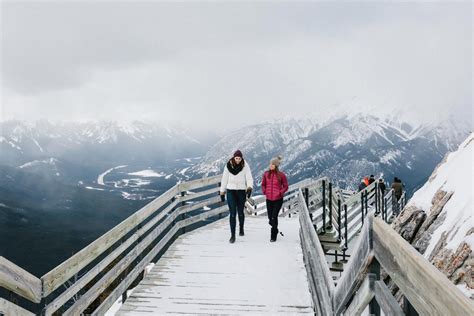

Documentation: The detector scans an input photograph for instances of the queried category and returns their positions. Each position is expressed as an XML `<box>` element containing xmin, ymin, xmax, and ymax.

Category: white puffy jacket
<box><xmin>220</xmin><ymin>161</ymin><xmax>254</xmax><ymax>192</ymax></box>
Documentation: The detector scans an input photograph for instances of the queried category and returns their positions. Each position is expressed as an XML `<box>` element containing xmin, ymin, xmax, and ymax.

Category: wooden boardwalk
<box><xmin>117</xmin><ymin>216</ymin><xmax>314</xmax><ymax>315</ymax></box>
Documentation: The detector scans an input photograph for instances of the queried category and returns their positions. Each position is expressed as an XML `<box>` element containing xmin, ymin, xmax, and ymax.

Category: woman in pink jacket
<box><xmin>261</xmin><ymin>156</ymin><xmax>289</xmax><ymax>242</ymax></box>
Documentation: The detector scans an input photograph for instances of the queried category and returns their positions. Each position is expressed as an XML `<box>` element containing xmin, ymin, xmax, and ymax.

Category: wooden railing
<box><xmin>1</xmin><ymin>175</ymin><xmax>228</xmax><ymax>315</ymax></box>
<box><xmin>1</xmin><ymin>173</ymin><xmax>468</xmax><ymax>316</ymax></box>
<box><xmin>296</xmin><ymin>185</ymin><xmax>474</xmax><ymax>316</ymax></box>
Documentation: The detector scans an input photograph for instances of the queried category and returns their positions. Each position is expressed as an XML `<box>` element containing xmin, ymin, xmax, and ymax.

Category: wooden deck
<box><xmin>117</xmin><ymin>216</ymin><xmax>314</xmax><ymax>315</ymax></box>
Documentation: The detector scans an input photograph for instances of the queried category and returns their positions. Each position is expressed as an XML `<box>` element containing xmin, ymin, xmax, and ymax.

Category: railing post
<box><xmin>383</xmin><ymin>196</ymin><xmax>388</xmax><ymax>222</ymax></box>
<box><xmin>361</xmin><ymin>191</ymin><xmax>365</xmax><ymax>226</ymax></box>
<box><xmin>322</xmin><ymin>180</ymin><xmax>326</xmax><ymax>233</ymax></box>
<box><xmin>375</xmin><ymin>182</ymin><xmax>379</xmax><ymax>215</ymax></box>
<box><xmin>328</xmin><ymin>182</ymin><xmax>333</xmax><ymax>228</ymax></box>
<box><xmin>344</xmin><ymin>204</ymin><xmax>348</xmax><ymax>250</ymax></box>
<box><xmin>392</xmin><ymin>190</ymin><xmax>397</xmax><ymax>216</ymax></box>
<box><xmin>369</xmin><ymin>260</ymin><xmax>381</xmax><ymax>316</ymax></box>
<box><xmin>364</xmin><ymin>189</ymin><xmax>369</xmax><ymax>214</ymax></box>
<box><xmin>180</xmin><ymin>191</ymin><xmax>186</xmax><ymax>233</ymax></box>
<box><xmin>218</xmin><ymin>182</ymin><xmax>223</xmax><ymax>219</ymax></box>
<box><xmin>337</xmin><ymin>199</ymin><xmax>342</xmax><ymax>243</ymax></box>
<box><xmin>360</xmin><ymin>191</ymin><xmax>365</xmax><ymax>219</ymax></box>
<box><xmin>304</xmin><ymin>187</ymin><xmax>311</xmax><ymax>221</ymax></box>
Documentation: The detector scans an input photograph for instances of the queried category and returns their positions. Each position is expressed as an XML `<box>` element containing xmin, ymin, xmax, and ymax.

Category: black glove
<box><xmin>246</xmin><ymin>187</ymin><xmax>252</xmax><ymax>199</ymax></box>
<box><xmin>220</xmin><ymin>193</ymin><xmax>225</xmax><ymax>202</ymax></box>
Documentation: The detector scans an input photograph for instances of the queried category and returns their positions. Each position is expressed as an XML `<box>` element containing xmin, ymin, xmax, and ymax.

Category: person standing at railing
<box><xmin>219</xmin><ymin>150</ymin><xmax>254</xmax><ymax>244</ymax></box>
<box><xmin>261</xmin><ymin>156</ymin><xmax>288</xmax><ymax>242</ymax></box>
<box><xmin>358</xmin><ymin>179</ymin><xmax>367</xmax><ymax>192</ymax></box>
<box><xmin>378</xmin><ymin>178</ymin><xmax>386</xmax><ymax>196</ymax></box>
<box><xmin>368</xmin><ymin>175</ymin><xmax>375</xmax><ymax>184</ymax></box>
<box><xmin>391</xmin><ymin>177</ymin><xmax>403</xmax><ymax>201</ymax></box>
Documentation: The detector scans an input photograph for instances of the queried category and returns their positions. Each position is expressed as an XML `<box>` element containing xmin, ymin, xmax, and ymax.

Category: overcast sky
<box><xmin>1</xmin><ymin>1</ymin><xmax>472</xmax><ymax>130</ymax></box>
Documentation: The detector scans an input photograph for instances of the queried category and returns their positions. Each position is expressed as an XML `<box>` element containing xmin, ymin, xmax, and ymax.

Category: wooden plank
<box><xmin>44</xmin><ymin>232</ymin><xmax>139</xmax><ymax>315</ymax></box>
<box><xmin>300</xmin><ymin>230</ymin><xmax>322</xmax><ymax>315</ymax></box>
<box><xmin>41</xmin><ymin>184</ymin><xmax>179</xmax><ymax>296</ymax></box>
<box><xmin>333</xmin><ymin>215</ymin><xmax>374</xmax><ymax>315</ymax></box>
<box><xmin>178</xmin><ymin>186</ymin><xmax>220</xmax><ymax>202</ymax></box>
<box><xmin>176</xmin><ymin>195</ymin><xmax>221</xmax><ymax>214</ymax></box>
<box><xmin>373</xmin><ymin>218</ymin><xmax>474</xmax><ymax>316</ymax></box>
<box><xmin>342</xmin><ymin>274</ymin><xmax>375</xmax><ymax>316</ymax></box>
<box><xmin>46</xmin><ymin>197</ymin><xmax>184</xmax><ymax>314</ymax></box>
<box><xmin>0</xmin><ymin>257</ymin><xmax>42</xmax><ymax>303</ymax></box>
<box><xmin>374</xmin><ymin>281</ymin><xmax>404</xmax><ymax>316</ymax></box>
<box><xmin>177</xmin><ymin>175</ymin><xmax>221</xmax><ymax>192</ymax></box>
<box><xmin>65</xmin><ymin>202</ymin><xmax>228</xmax><ymax>315</ymax></box>
<box><xmin>118</xmin><ymin>217</ymin><xmax>313</xmax><ymax>315</ymax></box>
<box><xmin>0</xmin><ymin>298</ymin><xmax>35</xmax><ymax>316</ymax></box>
<box><xmin>91</xmin><ymin>223</ymin><xmax>181</xmax><ymax>315</ymax></box>
<box><xmin>298</xmin><ymin>190</ymin><xmax>334</xmax><ymax>315</ymax></box>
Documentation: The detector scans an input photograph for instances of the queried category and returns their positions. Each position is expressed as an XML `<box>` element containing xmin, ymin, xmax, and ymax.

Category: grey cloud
<box><xmin>1</xmin><ymin>1</ymin><xmax>472</xmax><ymax>129</ymax></box>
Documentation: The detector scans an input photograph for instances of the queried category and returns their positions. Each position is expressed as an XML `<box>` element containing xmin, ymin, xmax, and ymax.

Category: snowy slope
<box><xmin>406</xmin><ymin>133</ymin><xmax>473</xmax><ymax>298</ymax></box>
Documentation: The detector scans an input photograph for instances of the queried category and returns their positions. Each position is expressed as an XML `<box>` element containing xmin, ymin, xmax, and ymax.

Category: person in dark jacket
<box><xmin>391</xmin><ymin>177</ymin><xmax>403</xmax><ymax>201</ymax></box>
<box><xmin>378</xmin><ymin>178</ymin><xmax>386</xmax><ymax>196</ymax></box>
<box><xmin>261</xmin><ymin>156</ymin><xmax>288</xmax><ymax>242</ymax></box>
<box><xmin>358</xmin><ymin>179</ymin><xmax>367</xmax><ymax>192</ymax></box>
<box><xmin>368</xmin><ymin>175</ymin><xmax>375</xmax><ymax>185</ymax></box>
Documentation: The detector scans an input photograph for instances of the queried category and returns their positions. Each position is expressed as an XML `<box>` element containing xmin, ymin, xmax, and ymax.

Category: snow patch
<box><xmin>98</xmin><ymin>165</ymin><xmax>127</xmax><ymax>186</ymax></box>
<box><xmin>128</xmin><ymin>170</ymin><xmax>165</xmax><ymax>177</ymax></box>
<box><xmin>85</xmin><ymin>186</ymin><xmax>105</xmax><ymax>191</ymax></box>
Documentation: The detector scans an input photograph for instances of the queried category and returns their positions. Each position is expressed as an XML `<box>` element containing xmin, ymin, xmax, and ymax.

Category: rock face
<box><xmin>390</xmin><ymin>133</ymin><xmax>474</xmax><ymax>300</ymax></box>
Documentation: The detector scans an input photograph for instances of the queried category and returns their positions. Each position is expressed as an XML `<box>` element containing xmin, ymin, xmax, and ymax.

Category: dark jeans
<box><xmin>227</xmin><ymin>190</ymin><xmax>246</xmax><ymax>235</ymax></box>
<box><xmin>266</xmin><ymin>199</ymin><xmax>283</xmax><ymax>238</ymax></box>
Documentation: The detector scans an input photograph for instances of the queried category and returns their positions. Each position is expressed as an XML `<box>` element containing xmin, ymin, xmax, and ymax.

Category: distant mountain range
<box><xmin>188</xmin><ymin>114</ymin><xmax>471</xmax><ymax>195</ymax></box>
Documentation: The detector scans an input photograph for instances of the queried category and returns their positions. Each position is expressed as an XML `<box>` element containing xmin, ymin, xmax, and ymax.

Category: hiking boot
<box><xmin>229</xmin><ymin>235</ymin><xmax>236</xmax><ymax>243</ymax></box>
<box><xmin>239</xmin><ymin>227</ymin><xmax>244</xmax><ymax>236</ymax></box>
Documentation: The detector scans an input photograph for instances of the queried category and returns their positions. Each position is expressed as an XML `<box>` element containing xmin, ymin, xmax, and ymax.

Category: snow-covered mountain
<box><xmin>392</xmin><ymin>133</ymin><xmax>473</xmax><ymax>299</ymax></box>
<box><xmin>0</xmin><ymin>120</ymin><xmax>216</xmax><ymax>169</ymax></box>
<box><xmin>188</xmin><ymin>114</ymin><xmax>471</xmax><ymax>194</ymax></box>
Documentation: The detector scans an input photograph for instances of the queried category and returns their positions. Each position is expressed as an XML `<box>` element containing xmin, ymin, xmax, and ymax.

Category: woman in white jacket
<box><xmin>220</xmin><ymin>150</ymin><xmax>254</xmax><ymax>243</ymax></box>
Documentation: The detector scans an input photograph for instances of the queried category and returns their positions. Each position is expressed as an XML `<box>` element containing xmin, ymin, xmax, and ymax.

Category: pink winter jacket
<box><xmin>261</xmin><ymin>170</ymin><xmax>289</xmax><ymax>201</ymax></box>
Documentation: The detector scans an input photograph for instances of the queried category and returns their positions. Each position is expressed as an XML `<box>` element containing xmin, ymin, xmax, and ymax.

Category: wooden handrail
<box><xmin>0</xmin><ymin>257</ymin><xmax>42</xmax><ymax>303</ymax></box>
<box><xmin>373</xmin><ymin>217</ymin><xmax>474</xmax><ymax>315</ymax></box>
<box><xmin>297</xmin><ymin>188</ymin><xmax>334</xmax><ymax>315</ymax></box>
<box><xmin>41</xmin><ymin>184</ymin><xmax>180</xmax><ymax>296</ymax></box>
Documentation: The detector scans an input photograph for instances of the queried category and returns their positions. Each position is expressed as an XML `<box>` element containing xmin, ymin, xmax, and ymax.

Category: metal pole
<box><xmin>364</xmin><ymin>189</ymin><xmax>369</xmax><ymax>214</ymax></box>
<box><xmin>328</xmin><ymin>182</ymin><xmax>333</xmax><ymax>228</ymax></box>
<box><xmin>375</xmin><ymin>182</ymin><xmax>380</xmax><ymax>215</ymax></box>
<box><xmin>344</xmin><ymin>204</ymin><xmax>348</xmax><ymax>249</ymax></box>
<box><xmin>337</xmin><ymin>199</ymin><xmax>342</xmax><ymax>243</ymax></box>
<box><xmin>361</xmin><ymin>191</ymin><xmax>365</xmax><ymax>226</ymax></box>
<box><xmin>384</xmin><ymin>196</ymin><xmax>388</xmax><ymax>222</ymax></box>
<box><xmin>322</xmin><ymin>180</ymin><xmax>326</xmax><ymax>233</ymax></box>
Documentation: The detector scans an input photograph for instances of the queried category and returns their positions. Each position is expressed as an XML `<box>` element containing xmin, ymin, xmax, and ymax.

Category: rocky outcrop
<box><xmin>388</xmin><ymin>188</ymin><xmax>473</xmax><ymax>300</ymax></box>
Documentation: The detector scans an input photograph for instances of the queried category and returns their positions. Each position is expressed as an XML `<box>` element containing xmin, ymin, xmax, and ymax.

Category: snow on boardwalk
<box><xmin>117</xmin><ymin>216</ymin><xmax>314</xmax><ymax>315</ymax></box>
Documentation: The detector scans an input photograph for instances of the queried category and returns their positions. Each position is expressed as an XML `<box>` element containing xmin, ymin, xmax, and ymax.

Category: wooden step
<box><xmin>321</xmin><ymin>241</ymin><xmax>345</xmax><ymax>251</ymax></box>
<box><xmin>331</xmin><ymin>262</ymin><xmax>344</xmax><ymax>271</ymax></box>
<box><xmin>318</xmin><ymin>234</ymin><xmax>340</xmax><ymax>243</ymax></box>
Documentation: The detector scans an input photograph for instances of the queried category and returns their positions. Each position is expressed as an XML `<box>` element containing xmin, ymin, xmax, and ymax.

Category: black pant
<box><xmin>266</xmin><ymin>199</ymin><xmax>283</xmax><ymax>238</ymax></box>
<box><xmin>226</xmin><ymin>190</ymin><xmax>246</xmax><ymax>235</ymax></box>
